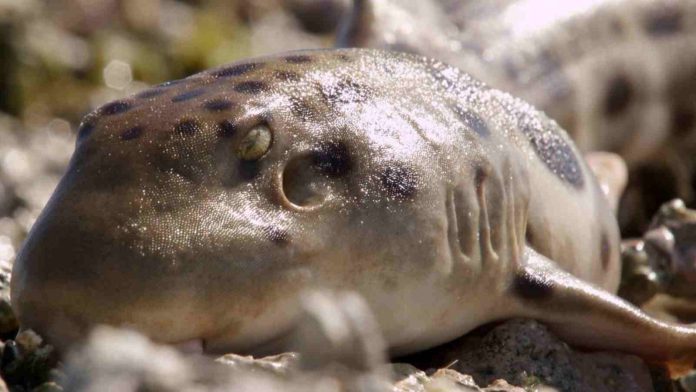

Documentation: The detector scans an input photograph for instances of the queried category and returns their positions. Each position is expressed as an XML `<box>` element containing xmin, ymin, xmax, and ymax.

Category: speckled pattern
<box><xmin>338</xmin><ymin>0</ymin><xmax>696</xmax><ymax>212</ymax></box>
<box><xmin>10</xmin><ymin>49</ymin><xmax>696</xmax><ymax>365</ymax></box>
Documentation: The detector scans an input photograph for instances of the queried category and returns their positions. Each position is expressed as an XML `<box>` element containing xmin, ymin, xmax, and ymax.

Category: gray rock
<box><xmin>401</xmin><ymin>319</ymin><xmax>654</xmax><ymax>392</ymax></box>
<box><xmin>620</xmin><ymin>199</ymin><xmax>696</xmax><ymax>323</ymax></box>
<box><xmin>61</xmin><ymin>291</ymin><xmax>393</xmax><ymax>392</ymax></box>
<box><xmin>619</xmin><ymin>239</ymin><xmax>660</xmax><ymax>306</ymax></box>
<box><xmin>291</xmin><ymin>290</ymin><xmax>387</xmax><ymax>373</ymax></box>
<box><xmin>62</xmin><ymin>326</ymin><xmax>235</xmax><ymax>392</ymax></box>
<box><xmin>643</xmin><ymin>199</ymin><xmax>696</xmax><ymax>298</ymax></box>
<box><xmin>679</xmin><ymin>370</ymin><xmax>696</xmax><ymax>392</ymax></box>
<box><xmin>215</xmin><ymin>352</ymin><xmax>300</xmax><ymax>377</ymax></box>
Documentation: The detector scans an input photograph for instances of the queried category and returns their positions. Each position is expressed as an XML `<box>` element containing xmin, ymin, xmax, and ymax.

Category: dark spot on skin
<box><xmin>203</xmin><ymin>99</ymin><xmax>233</xmax><ymax>112</ymax></box>
<box><xmin>77</xmin><ymin>122</ymin><xmax>96</xmax><ymax>140</ymax></box>
<box><xmin>264</xmin><ymin>227</ymin><xmax>290</xmax><ymax>246</ymax></box>
<box><xmin>290</xmin><ymin>99</ymin><xmax>314</xmax><ymax>121</ymax></box>
<box><xmin>239</xmin><ymin>160</ymin><xmax>261</xmax><ymax>180</ymax></box>
<box><xmin>604</xmin><ymin>75</ymin><xmax>633</xmax><ymax>116</ymax></box>
<box><xmin>601</xmin><ymin>231</ymin><xmax>611</xmax><ymax>270</ymax></box>
<box><xmin>172</xmin><ymin>89</ymin><xmax>206</xmax><ymax>103</ymax></box>
<box><xmin>136</xmin><ymin>88</ymin><xmax>166</xmax><ymax>99</ymax></box>
<box><xmin>213</xmin><ymin>63</ymin><xmax>261</xmax><ymax>78</ymax></box>
<box><xmin>120</xmin><ymin>126</ymin><xmax>144</xmax><ymax>141</ymax></box>
<box><xmin>274</xmin><ymin>70</ymin><xmax>301</xmax><ymax>81</ymax></box>
<box><xmin>513</xmin><ymin>270</ymin><xmax>554</xmax><ymax>300</ymax></box>
<box><xmin>217</xmin><ymin>120</ymin><xmax>237</xmax><ymax>138</ymax></box>
<box><xmin>285</xmin><ymin>55</ymin><xmax>312</xmax><ymax>63</ymax></box>
<box><xmin>381</xmin><ymin>165</ymin><xmax>418</xmax><ymax>200</ymax></box>
<box><xmin>234</xmin><ymin>81</ymin><xmax>268</xmax><ymax>94</ymax></box>
<box><xmin>100</xmin><ymin>100</ymin><xmax>132</xmax><ymax>115</ymax></box>
<box><xmin>312</xmin><ymin>141</ymin><xmax>352</xmax><ymax>177</ymax></box>
<box><xmin>454</xmin><ymin>106</ymin><xmax>490</xmax><ymax>137</ymax></box>
<box><xmin>645</xmin><ymin>5</ymin><xmax>682</xmax><ymax>36</ymax></box>
<box><xmin>322</xmin><ymin>78</ymin><xmax>370</xmax><ymax>105</ymax></box>
<box><xmin>175</xmin><ymin>119</ymin><xmax>200</xmax><ymax>135</ymax></box>
<box><xmin>519</xmin><ymin>116</ymin><xmax>584</xmax><ymax>189</ymax></box>
<box><xmin>336</xmin><ymin>54</ymin><xmax>352</xmax><ymax>62</ymax></box>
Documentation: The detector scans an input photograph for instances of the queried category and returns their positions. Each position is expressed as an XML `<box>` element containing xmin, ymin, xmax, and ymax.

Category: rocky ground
<box><xmin>0</xmin><ymin>289</ymin><xmax>690</xmax><ymax>392</ymax></box>
<box><xmin>2</xmin><ymin>1</ymin><xmax>696</xmax><ymax>391</ymax></box>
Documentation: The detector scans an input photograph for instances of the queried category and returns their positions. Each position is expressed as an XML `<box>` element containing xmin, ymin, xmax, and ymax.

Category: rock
<box><xmin>0</xmin><ymin>256</ymin><xmax>17</xmax><ymax>335</ymax></box>
<box><xmin>391</xmin><ymin>363</ymin><xmax>431</xmax><ymax>391</ymax></box>
<box><xmin>643</xmin><ymin>199</ymin><xmax>696</xmax><ymax>298</ymax></box>
<box><xmin>62</xmin><ymin>327</ymin><xmax>212</xmax><ymax>391</ymax></box>
<box><xmin>401</xmin><ymin>319</ymin><xmax>654</xmax><ymax>392</ymax></box>
<box><xmin>1</xmin><ymin>331</ymin><xmax>58</xmax><ymax>390</ymax></box>
<box><xmin>424</xmin><ymin>369</ymin><xmax>485</xmax><ymax>391</ymax></box>
<box><xmin>291</xmin><ymin>290</ymin><xmax>387</xmax><ymax>373</ymax></box>
<box><xmin>619</xmin><ymin>239</ymin><xmax>660</xmax><ymax>306</ymax></box>
<box><xmin>15</xmin><ymin>329</ymin><xmax>43</xmax><ymax>354</ymax></box>
<box><xmin>61</xmin><ymin>292</ymin><xmax>393</xmax><ymax>392</ymax></box>
<box><xmin>390</xmin><ymin>363</ymin><xmax>556</xmax><ymax>391</ymax></box>
<box><xmin>215</xmin><ymin>352</ymin><xmax>300</xmax><ymax>376</ymax></box>
<box><xmin>619</xmin><ymin>199</ymin><xmax>696</xmax><ymax>323</ymax></box>
<box><xmin>679</xmin><ymin>370</ymin><xmax>696</xmax><ymax>392</ymax></box>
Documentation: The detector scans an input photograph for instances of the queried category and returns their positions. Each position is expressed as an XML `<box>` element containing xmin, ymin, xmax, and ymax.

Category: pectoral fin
<box><xmin>512</xmin><ymin>247</ymin><xmax>696</xmax><ymax>373</ymax></box>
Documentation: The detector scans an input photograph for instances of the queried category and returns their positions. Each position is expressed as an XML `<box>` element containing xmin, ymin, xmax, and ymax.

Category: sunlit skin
<box><xmin>9</xmin><ymin>49</ymin><xmax>696</xmax><ymax>369</ymax></box>
<box><xmin>339</xmin><ymin>0</ymin><xmax>696</xmax><ymax>164</ymax></box>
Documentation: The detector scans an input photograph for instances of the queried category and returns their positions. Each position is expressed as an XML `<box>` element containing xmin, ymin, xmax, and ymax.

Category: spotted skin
<box><xmin>11</xmin><ymin>49</ymin><xmax>696</xmax><ymax>365</ymax></box>
<box><xmin>338</xmin><ymin>0</ymin><xmax>696</xmax><ymax>230</ymax></box>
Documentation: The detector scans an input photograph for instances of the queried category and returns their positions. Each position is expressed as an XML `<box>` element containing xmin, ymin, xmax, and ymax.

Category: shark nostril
<box><xmin>281</xmin><ymin>154</ymin><xmax>330</xmax><ymax>210</ymax></box>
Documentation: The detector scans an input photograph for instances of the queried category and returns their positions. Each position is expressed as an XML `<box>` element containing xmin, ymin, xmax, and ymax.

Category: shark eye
<box><xmin>237</xmin><ymin>124</ymin><xmax>272</xmax><ymax>161</ymax></box>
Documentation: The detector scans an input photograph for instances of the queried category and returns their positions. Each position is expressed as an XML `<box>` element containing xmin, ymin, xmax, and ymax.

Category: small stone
<box><xmin>215</xmin><ymin>352</ymin><xmax>300</xmax><ymax>376</ymax></box>
<box><xmin>391</xmin><ymin>363</ymin><xmax>430</xmax><ymax>391</ymax></box>
<box><xmin>62</xmin><ymin>327</ymin><xmax>193</xmax><ymax>391</ymax></box>
<box><xmin>618</xmin><ymin>240</ymin><xmax>660</xmax><ymax>305</ymax></box>
<box><xmin>291</xmin><ymin>290</ymin><xmax>387</xmax><ymax>373</ymax></box>
<box><xmin>0</xmin><ymin>256</ymin><xmax>17</xmax><ymax>335</ymax></box>
<box><xmin>635</xmin><ymin>199</ymin><xmax>696</xmax><ymax>301</ymax></box>
<box><xmin>1</xmin><ymin>340</ymin><xmax>18</xmax><ymax>369</ymax></box>
<box><xmin>16</xmin><ymin>329</ymin><xmax>43</xmax><ymax>354</ymax></box>
<box><xmin>1</xmin><ymin>340</ymin><xmax>57</xmax><ymax>390</ymax></box>
<box><xmin>678</xmin><ymin>370</ymin><xmax>696</xmax><ymax>392</ymax></box>
<box><xmin>430</xmin><ymin>368</ymin><xmax>479</xmax><ymax>388</ymax></box>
